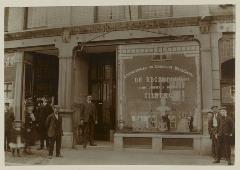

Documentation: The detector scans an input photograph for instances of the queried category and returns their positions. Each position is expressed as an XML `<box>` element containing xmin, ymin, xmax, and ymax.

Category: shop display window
<box><xmin>117</xmin><ymin>42</ymin><xmax>201</xmax><ymax>133</ymax></box>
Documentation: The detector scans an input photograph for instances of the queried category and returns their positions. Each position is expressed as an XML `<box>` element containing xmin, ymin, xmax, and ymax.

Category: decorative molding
<box><xmin>5</xmin><ymin>17</ymin><xmax>202</xmax><ymax>41</ymax></box>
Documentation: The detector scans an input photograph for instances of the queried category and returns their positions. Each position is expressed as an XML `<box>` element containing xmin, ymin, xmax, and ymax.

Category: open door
<box><xmin>89</xmin><ymin>53</ymin><xmax>116</xmax><ymax>141</ymax></box>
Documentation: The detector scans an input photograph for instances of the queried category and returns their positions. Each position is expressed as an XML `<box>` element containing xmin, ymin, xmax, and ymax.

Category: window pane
<box><xmin>97</xmin><ymin>6</ymin><xmax>126</xmax><ymax>22</ymax></box>
<box><xmin>27</xmin><ymin>7</ymin><xmax>47</xmax><ymax>28</ymax></box>
<box><xmin>140</xmin><ymin>5</ymin><xmax>172</xmax><ymax>19</ymax></box>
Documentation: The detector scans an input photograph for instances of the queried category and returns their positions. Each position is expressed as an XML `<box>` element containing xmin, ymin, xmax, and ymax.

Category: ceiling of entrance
<box><xmin>34</xmin><ymin>49</ymin><xmax>58</xmax><ymax>56</ymax></box>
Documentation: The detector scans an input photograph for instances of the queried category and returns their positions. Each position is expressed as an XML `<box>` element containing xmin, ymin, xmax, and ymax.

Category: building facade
<box><xmin>4</xmin><ymin>5</ymin><xmax>235</xmax><ymax>154</ymax></box>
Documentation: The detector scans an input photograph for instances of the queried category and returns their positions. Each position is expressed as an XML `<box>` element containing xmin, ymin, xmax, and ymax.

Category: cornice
<box><xmin>4</xmin><ymin>15</ymin><xmax>234</xmax><ymax>41</ymax></box>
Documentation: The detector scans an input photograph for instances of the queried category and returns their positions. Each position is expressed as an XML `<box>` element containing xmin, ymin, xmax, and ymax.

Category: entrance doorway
<box><xmin>88</xmin><ymin>53</ymin><xmax>116</xmax><ymax>141</ymax></box>
<box><xmin>24</xmin><ymin>51</ymin><xmax>59</xmax><ymax>105</ymax></box>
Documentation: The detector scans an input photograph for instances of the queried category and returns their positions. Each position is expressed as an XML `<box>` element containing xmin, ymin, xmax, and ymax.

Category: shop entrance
<box><xmin>88</xmin><ymin>53</ymin><xmax>116</xmax><ymax>141</ymax></box>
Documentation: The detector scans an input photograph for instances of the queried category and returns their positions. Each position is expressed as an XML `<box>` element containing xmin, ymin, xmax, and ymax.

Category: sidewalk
<box><xmin>5</xmin><ymin>144</ymin><xmax>234</xmax><ymax>165</ymax></box>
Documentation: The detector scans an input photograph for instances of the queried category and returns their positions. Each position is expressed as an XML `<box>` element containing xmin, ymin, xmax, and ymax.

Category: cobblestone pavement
<box><xmin>5</xmin><ymin>144</ymin><xmax>234</xmax><ymax>166</ymax></box>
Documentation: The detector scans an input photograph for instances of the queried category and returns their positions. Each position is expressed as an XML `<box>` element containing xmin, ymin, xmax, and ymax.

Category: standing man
<box><xmin>4</xmin><ymin>102</ymin><xmax>15</xmax><ymax>152</ymax></box>
<box><xmin>209</xmin><ymin>106</ymin><xmax>220</xmax><ymax>159</ymax></box>
<box><xmin>45</xmin><ymin>105</ymin><xmax>63</xmax><ymax>159</ymax></box>
<box><xmin>207</xmin><ymin>110</ymin><xmax>215</xmax><ymax>159</ymax></box>
<box><xmin>213</xmin><ymin>106</ymin><xmax>233</xmax><ymax>165</ymax></box>
<box><xmin>38</xmin><ymin>98</ymin><xmax>53</xmax><ymax>150</ymax></box>
<box><xmin>80</xmin><ymin>95</ymin><xmax>98</xmax><ymax>149</ymax></box>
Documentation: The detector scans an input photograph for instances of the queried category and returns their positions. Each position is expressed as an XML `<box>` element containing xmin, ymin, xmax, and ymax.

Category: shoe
<box><xmin>56</xmin><ymin>154</ymin><xmax>63</xmax><ymax>157</ymax></box>
<box><xmin>48</xmin><ymin>155</ymin><xmax>52</xmax><ymax>159</ymax></box>
<box><xmin>227</xmin><ymin>160</ymin><xmax>232</xmax><ymax>165</ymax></box>
<box><xmin>213</xmin><ymin>160</ymin><xmax>220</xmax><ymax>163</ymax></box>
<box><xmin>83</xmin><ymin>145</ymin><xmax>86</xmax><ymax>149</ymax></box>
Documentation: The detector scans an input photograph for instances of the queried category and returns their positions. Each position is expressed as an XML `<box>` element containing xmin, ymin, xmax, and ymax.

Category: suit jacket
<box><xmin>45</xmin><ymin>114</ymin><xmax>63</xmax><ymax>138</ymax></box>
<box><xmin>217</xmin><ymin>115</ymin><xmax>233</xmax><ymax>136</ymax></box>
<box><xmin>40</xmin><ymin>104</ymin><xmax>53</xmax><ymax>128</ymax></box>
<box><xmin>80</xmin><ymin>102</ymin><xmax>97</xmax><ymax>123</ymax></box>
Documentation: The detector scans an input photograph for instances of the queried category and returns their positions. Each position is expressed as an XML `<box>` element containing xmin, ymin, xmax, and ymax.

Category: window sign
<box><xmin>117</xmin><ymin>42</ymin><xmax>201</xmax><ymax>133</ymax></box>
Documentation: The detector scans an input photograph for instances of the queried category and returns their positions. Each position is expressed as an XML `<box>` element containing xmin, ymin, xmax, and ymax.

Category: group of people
<box><xmin>4</xmin><ymin>95</ymin><xmax>98</xmax><ymax>159</ymax></box>
<box><xmin>208</xmin><ymin>105</ymin><xmax>234</xmax><ymax>165</ymax></box>
<box><xmin>4</xmin><ymin>97</ymin><xmax>64</xmax><ymax>159</ymax></box>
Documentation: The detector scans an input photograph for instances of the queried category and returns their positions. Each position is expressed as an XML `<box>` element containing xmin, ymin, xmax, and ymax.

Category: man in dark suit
<box><xmin>45</xmin><ymin>105</ymin><xmax>63</xmax><ymax>159</ymax></box>
<box><xmin>4</xmin><ymin>102</ymin><xmax>15</xmax><ymax>152</ymax></box>
<box><xmin>38</xmin><ymin>98</ymin><xmax>53</xmax><ymax>150</ymax></box>
<box><xmin>213</xmin><ymin>106</ymin><xmax>233</xmax><ymax>165</ymax></box>
<box><xmin>80</xmin><ymin>95</ymin><xmax>98</xmax><ymax>149</ymax></box>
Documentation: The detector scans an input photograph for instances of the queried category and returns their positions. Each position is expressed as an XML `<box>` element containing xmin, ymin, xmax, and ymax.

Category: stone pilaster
<box><xmin>194</xmin><ymin>33</ymin><xmax>213</xmax><ymax>111</ymax></box>
<box><xmin>55</xmin><ymin>41</ymin><xmax>77</xmax><ymax>148</ymax></box>
<box><xmin>210</xmin><ymin>32</ymin><xmax>222</xmax><ymax>107</ymax></box>
<box><xmin>13</xmin><ymin>51</ymin><xmax>24</xmax><ymax>148</ymax></box>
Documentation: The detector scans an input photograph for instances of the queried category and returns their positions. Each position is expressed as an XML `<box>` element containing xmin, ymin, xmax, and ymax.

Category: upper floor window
<box><xmin>139</xmin><ymin>5</ymin><xmax>172</xmax><ymax>19</ymax></box>
<box><xmin>96</xmin><ymin>6</ymin><xmax>126</xmax><ymax>23</ymax></box>
<box><xmin>26</xmin><ymin>7</ymin><xmax>47</xmax><ymax>29</ymax></box>
<box><xmin>219</xmin><ymin>33</ymin><xmax>235</xmax><ymax>64</ymax></box>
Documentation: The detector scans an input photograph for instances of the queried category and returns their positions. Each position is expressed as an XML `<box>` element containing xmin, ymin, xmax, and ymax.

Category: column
<box><xmin>210</xmin><ymin>32</ymin><xmax>222</xmax><ymax>107</ymax></box>
<box><xmin>55</xmin><ymin>41</ymin><xmax>77</xmax><ymax>148</ymax></box>
<box><xmin>194</xmin><ymin>33</ymin><xmax>213</xmax><ymax>111</ymax></box>
<box><xmin>13</xmin><ymin>52</ymin><xmax>24</xmax><ymax>148</ymax></box>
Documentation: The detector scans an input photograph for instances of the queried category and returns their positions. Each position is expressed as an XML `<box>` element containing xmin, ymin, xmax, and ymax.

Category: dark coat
<box><xmin>40</xmin><ymin>104</ymin><xmax>53</xmax><ymax>128</ymax></box>
<box><xmin>217</xmin><ymin>115</ymin><xmax>233</xmax><ymax>136</ymax></box>
<box><xmin>24</xmin><ymin>111</ymin><xmax>37</xmax><ymax>144</ymax></box>
<box><xmin>80</xmin><ymin>102</ymin><xmax>97</xmax><ymax>123</ymax></box>
<box><xmin>45</xmin><ymin>114</ymin><xmax>63</xmax><ymax>138</ymax></box>
<box><xmin>5</xmin><ymin>110</ymin><xmax>15</xmax><ymax>132</ymax></box>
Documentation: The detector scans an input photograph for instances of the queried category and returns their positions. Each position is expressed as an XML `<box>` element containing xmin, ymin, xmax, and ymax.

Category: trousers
<box><xmin>82</xmin><ymin>121</ymin><xmax>95</xmax><ymax>147</ymax></box>
<box><xmin>48</xmin><ymin>135</ymin><xmax>62</xmax><ymax>156</ymax></box>
<box><xmin>216</xmin><ymin>135</ymin><xmax>231</xmax><ymax>161</ymax></box>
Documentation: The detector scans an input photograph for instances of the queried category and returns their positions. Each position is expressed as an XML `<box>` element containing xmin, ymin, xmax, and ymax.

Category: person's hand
<box><xmin>215</xmin><ymin>134</ymin><xmax>218</xmax><ymax>139</ymax></box>
<box><xmin>229</xmin><ymin>133</ymin><xmax>233</xmax><ymax>136</ymax></box>
<box><xmin>95</xmin><ymin>120</ymin><xmax>98</xmax><ymax>124</ymax></box>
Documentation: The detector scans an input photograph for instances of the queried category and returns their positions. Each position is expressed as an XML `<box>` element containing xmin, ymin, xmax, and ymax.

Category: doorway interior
<box><xmin>24</xmin><ymin>51</ymin><xmax>59</xmax><ymax>105</ymax></box>
<box><xmin>88</xmin><ymin>52</ymin><xmax>116</xmax><ymax>141</ymax></box>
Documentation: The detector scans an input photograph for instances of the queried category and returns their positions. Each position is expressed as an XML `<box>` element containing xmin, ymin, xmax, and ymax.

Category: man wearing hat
<box><xmin>38</xmin><ymin>98</ymin><xmax>53</xmax><ymax>150</ymax></box>
<box><xmin>207</xmin><ymin>110</ymin><xmax>216</xmax><ymax>158</ymax></box>
<box><xmin>214</xmin><ymin>106</ymin><xmax>233</xmax><ymax>165</ymax></box>
<box><xmin>208</xmin><ymin>106</ymin><xmax>220</xmax><ymax>159</ymax></box>
<box><xmin>4</xmin><ymin>102</ymin><xmax>15</xmax><ymax>151</ymax></box>
<box><xmin>45</xmin><ymin>105</ymin><xmax>63</xmax><ymax>159</ymax></box>
<box><xmin>80</xmin><ymin>95</ymin><xmax>98</xmax><ymax>149</ymax></box>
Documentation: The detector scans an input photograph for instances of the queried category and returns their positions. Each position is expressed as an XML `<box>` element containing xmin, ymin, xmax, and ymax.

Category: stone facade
<box><xmin>4</xmin><ymin>5</ymin><xmax>235</xmax><ymax>153</ymax></box>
